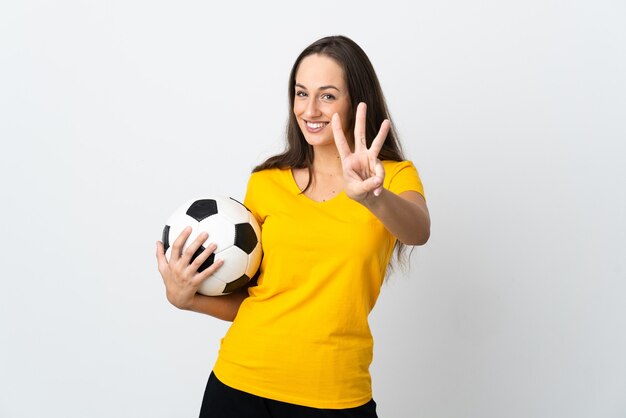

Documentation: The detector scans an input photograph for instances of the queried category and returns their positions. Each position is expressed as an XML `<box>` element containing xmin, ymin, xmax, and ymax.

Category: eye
<box><xmin>321</xmin><ymin>93</ymin><xmax>336</xmax><ymax>101</ymax></box>
<box><xmin>295</xmin><ymin>90</ymin><xmax>308</xmax><ymax>97</ymax></box>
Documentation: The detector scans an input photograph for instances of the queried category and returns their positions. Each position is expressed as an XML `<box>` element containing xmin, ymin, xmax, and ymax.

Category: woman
<box><xmin>156</xmin><ymin>35</ymin><xmax>430</xmax><ymax>417</ymax></box>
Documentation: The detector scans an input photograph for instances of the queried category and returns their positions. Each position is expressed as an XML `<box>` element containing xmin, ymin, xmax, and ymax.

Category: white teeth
<box><xmin>307</xmin><ymin>121</ymin><xmax>328</xmax><ymax>129</ymax></box>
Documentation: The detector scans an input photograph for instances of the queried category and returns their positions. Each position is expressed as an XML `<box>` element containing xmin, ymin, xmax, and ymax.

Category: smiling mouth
<box><xmin>305</xmin><ymin>120</ymin><xmax>329</xmax><ymax>130</ymax></box>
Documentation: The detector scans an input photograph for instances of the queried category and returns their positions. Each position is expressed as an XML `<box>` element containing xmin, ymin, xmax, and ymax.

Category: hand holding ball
<box><xmin>161</xmin><ymin>196</ymin><xmax>262</xmax><ymax>296</ymax></box>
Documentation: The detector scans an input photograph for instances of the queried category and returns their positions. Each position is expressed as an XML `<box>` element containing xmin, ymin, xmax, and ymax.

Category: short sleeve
<box><xmin>243</xmin><ymin>172</ymin><xmax>264</xmax><ymax>227</ymax></box>
<box><xmin>384</xmin><ymin>160</ymin><xmax>425</xmax><ymax>199</ymax></box>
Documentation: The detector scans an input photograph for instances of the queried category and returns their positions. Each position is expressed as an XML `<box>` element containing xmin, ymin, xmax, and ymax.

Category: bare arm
<box><xmin>183</xmin><ymin>288</ymin><xmax>248</xmax><ymax>322</ymax></box>
<box><xmin>360</xmin><ymin>189</ymin><xmax>430</xmax><ymax>245</ymax></box>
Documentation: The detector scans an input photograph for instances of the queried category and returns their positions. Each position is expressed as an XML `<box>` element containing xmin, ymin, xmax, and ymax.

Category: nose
<box><xmin>304</xmin><ymin>98</ymin><xmax>321</xmax><ymax>119</ymax></box>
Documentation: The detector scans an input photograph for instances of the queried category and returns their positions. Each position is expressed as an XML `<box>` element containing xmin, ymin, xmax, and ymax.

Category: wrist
<box><xmin>359</xmin><ymin>187</ymin><xmax>386</xmax><ymax>209</ymax></box>
<box><xmin>184</xmin><ymin>293</ymin><xmax>206</xmax><ymax>312</ymax></box>
<box><xmin>167</xmin><ymin>290</ymin><xmax>196</xmax><ymax>311</ymax></box>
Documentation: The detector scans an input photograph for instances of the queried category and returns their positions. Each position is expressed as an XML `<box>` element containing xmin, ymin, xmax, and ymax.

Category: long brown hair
<box><xmin>253</xmin><ymin>35</ymin><xmax>410</xmax><ymax>271</ymax></box>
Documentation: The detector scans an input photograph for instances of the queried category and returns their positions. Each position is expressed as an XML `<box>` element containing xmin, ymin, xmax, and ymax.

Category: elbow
<box><xmin>416</xmin><ymin>229</ymin><xmax>430</xmax><ymax>246</ymax></box>
<box><xmin>402</xmin><ymin>201</ymin><xmax>430</xmax><ymax>246</ymax></box>
<box><xmin>397</xmin><ymin>218</ymin><xmax>430</xmax><ymax>246</ymax></box>
<box><xmin>399</xmin><ymin>227</ymin><xmax>430</xmax><ymax>246</ymax></box>
<box><xmin>414</xmin><ymin>228</ymin><xmax>430</xmax><ymax>245</ymax></box>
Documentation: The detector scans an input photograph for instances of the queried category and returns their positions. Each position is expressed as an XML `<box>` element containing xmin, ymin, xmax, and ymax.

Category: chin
<box><xmin>299</xmin><ymin>129</ymin><xmax>332</xmax><ymax>147</ymax></box>
<box><xmin>303</xmin><ymin>135</ymin><xmax>334</xmax><ymax>147</ymax></box>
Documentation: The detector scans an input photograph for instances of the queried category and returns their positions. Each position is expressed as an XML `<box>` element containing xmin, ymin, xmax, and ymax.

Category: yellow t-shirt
<box><xmin>213</xmin><ymin>160</ymin><xmax>424</xmax><ymax>408</ymax></box>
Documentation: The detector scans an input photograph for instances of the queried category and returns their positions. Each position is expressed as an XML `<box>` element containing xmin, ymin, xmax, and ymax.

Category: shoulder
<box><xmin>246</xmin><ymin>167</ymin><xmax>292</xmax><ymax>192</ymax></box>
<box><xmin>244</xmin><ymin>168</ymin><xmax>292</xmax><ymax>220</ymax></box>
<box><xmin>382</xmin><ymin>160</ymin><xmax>420</xmax><ymax>177</ymax></box>
<box><xmin>382</xmin><ymin>160</ymin><xmax>425</xmax><ymax>196</ymax></box>
<box><xmin>248</xmin><ymin>167</ymin><xmax>290</xmax><ymax>182</ymax></box>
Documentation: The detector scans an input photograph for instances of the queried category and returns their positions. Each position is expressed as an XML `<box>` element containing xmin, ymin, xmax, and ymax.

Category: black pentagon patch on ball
<box><xmin>162</xmin><ymin>225</ymin><xmax>170</xmax><ymax>252</ymax></box>
<box><xmin>223</xmin><ymin>275</ymin><xmax>250</xmax><ymax>294</ymax></box>
<box><xmin>186</xmin><ymin>199</ymin><xmax>218</xmax><ymax>222</ymax></box>
<box><xmin>191</xmin><ymin>246</ymin><xmax>215</xmax><ymax>273</ymax></box>
<box><xmin>234</xmin><ymin>223</ymin><xmax>258</xmax><ymax>254</ymax></box>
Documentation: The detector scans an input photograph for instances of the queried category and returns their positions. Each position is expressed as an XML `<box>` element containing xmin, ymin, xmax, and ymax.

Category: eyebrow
<box><xmin>295</xmin><ymin>83</ymin><xmax>341</xmax><ymax>92</ymax></box>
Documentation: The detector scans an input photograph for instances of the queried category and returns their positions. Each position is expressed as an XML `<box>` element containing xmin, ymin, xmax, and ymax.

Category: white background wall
<box><xmin>1</xmin><ymin>1</ymin><xmax>624</xmax><ymax>417</ymax></box>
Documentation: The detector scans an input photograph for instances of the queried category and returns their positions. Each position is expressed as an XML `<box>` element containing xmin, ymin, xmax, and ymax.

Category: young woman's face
<box><xmin>293</xmin><ymin>54</ymin><xmax>352</xmax><ymax>148</ymax></box>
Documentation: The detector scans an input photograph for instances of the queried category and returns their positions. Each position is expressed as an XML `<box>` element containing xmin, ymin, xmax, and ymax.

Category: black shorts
<box><xmin>199</xmin><ymin>371</ymin><xmax>378</xmax><ymax>418</ymax></box>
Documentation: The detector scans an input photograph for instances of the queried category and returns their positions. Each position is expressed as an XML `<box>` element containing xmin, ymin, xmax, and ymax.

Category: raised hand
<box><xmin>331</xmin><ymin>102</ymin><xmax>390</xmax><ymax>202</ymax></box>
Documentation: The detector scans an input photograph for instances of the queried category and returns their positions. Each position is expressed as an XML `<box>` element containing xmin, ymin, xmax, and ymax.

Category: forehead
<box><xmin>295</xmin><ymin>54</ymin><xmax>346</xmax><ymax>88</ymax></box>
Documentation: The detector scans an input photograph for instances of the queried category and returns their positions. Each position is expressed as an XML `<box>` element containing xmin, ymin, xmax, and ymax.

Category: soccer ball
<box><xmin>161</xmin><ymin>196</ymin><xmax>262</xmax><ymax>296</ymax></box>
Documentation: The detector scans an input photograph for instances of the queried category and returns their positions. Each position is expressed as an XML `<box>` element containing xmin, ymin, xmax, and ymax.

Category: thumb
<box><xmin>362</xmin><ymin>175</ymin><xmax>383</xmax><ymax>193</ymax></box>
<box><xmin>156</xmin><ymin>241</ymin><xmax>168</xmax><ymax>271</ymax></box>
<box><xmin>372</xmin><ymin>160</ymin><xmax>385</xmax><ymax>196</ymax></box>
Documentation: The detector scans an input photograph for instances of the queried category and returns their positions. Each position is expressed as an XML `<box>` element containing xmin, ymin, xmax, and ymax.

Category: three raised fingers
<box><xmin>334</xmin><ymin>102</ymin><xmax>389</xmax><ymax>159</ymax></box>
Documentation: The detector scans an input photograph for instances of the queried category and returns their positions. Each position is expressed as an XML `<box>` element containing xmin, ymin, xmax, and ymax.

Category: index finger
<box><xmin>354</xmin><ymin>102</ymin><xmax>367</xmax><ymax>153</ymax></box>
<box><xmin>331</xmin><ymin>113</ymin><xmax>352</xmax><ymax>160</ymax></box>
<box><xmin>169</xmin><ymin>226</ymin><xmax>192</xmax><ymax>262</ymax></box>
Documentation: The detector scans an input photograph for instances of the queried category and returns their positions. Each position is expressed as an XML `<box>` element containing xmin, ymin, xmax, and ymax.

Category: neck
<box><xmin>312</xmin><ymin>144</ymin><xmax>343</xmax><ymax>176</ymax></box>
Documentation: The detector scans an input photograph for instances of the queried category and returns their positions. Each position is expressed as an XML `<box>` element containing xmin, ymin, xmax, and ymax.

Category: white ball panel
<box><xmin>245</xmin><ymin>243</ymin><xmax>262</xmax><ymax>277</ymax></box>
<box><xmin>196</xmin><ymin>215</ymin><xmax>235</xmax><ymax>253</ymax></box>
<box><xmin>215</xmin><ymin>196</ymin><xmax>249</xmax><ymax>224</ymax></box>
<box><xmin>247</xmin><ymin>211</ymin><xmax>261</xmax><ymax>242</ymax></box>
<box><xmin>212</xmin><ymin>246</ymin><xmax>248</xmax><ymax>283</ymax></box>
<box><xmin>197</xmin><ymin>276</ymin><xmax>227</xmax><ymax>296</ymax></box>
<box><xmin>166</xmin><ymin>199</ymin><xmax>196</xmax><ymax>222</ymax></box>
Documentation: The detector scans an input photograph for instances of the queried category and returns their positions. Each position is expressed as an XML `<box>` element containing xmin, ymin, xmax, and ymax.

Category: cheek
<box><xmin>340</xmin><ymin>107</ymin><xmax>353</xmax><ymax>129</ymax></box>
<box><xmin>337</xmin><ymin>99</ymin><xmax>352</xmax><ymax>120</ymax></box>
<box><xmin>293</xmin><ymin>101</ymin><xmax>306</xmax><ymax>116</ymax></box>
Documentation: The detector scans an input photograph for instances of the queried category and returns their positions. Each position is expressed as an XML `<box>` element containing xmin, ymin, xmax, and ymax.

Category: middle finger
<box><xmin>180</xmin><ymin>230</ymin><xmax>209</xmax><ymax>265</ymax></box>
<box><xmin>354</xmin><ymin>102</ymin><xmax>367</xmax><ymax>152</ymax></box>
